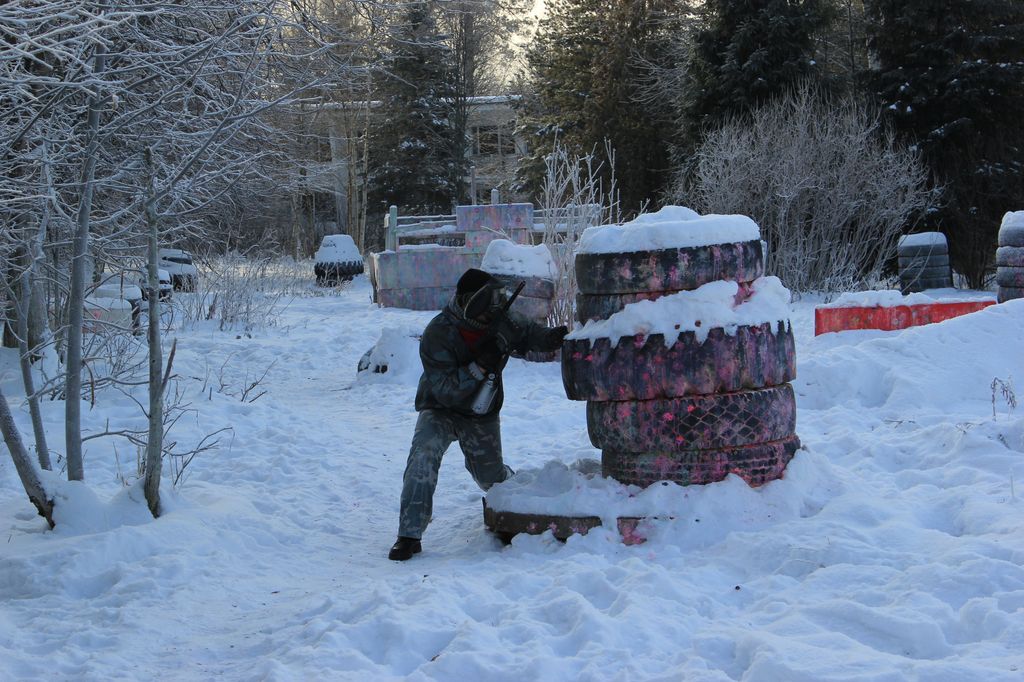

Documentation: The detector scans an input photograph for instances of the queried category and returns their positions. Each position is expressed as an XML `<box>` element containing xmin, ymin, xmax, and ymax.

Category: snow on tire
<box><xmin>995</xmin><ymin>267</ymin><xmax>1024</xmax><ymax>288</ymax></box>
<box><xmin>999</xmin><ymin>224</ymin><xmax>1024</xmax><ymax>248</ymax></box>
<box><xmin>601</xmin><ymin>434</ymin><xmax>801</xmax><ymax>488</ymax></box>
<box><xmin>561</xmin><ymin>322</ymin><xmax>795</xmax><ymax>402</ymax></box>
<box><xmin>576</xmin><ymin>283</ymin><xmax>754</xmax><ymax>323</ymax></box>
<box><xmin>587</xmin><ymin>385</ymin><xmax>796</xmax><ymax>452</ymax></box>
<box><xmin>996</xmin><ymin>247</ymin><xmax>1024</xmax><ymax>268</ymax></box>
<box><xmin>575</xmin><ymin>240</ymin><xmax>764</xmax><ymax>296</ymax></box>
<box><xmin>998</xmin><ymin>286</ymin><xmax>1024</xmax><ymax>303</ymax></box>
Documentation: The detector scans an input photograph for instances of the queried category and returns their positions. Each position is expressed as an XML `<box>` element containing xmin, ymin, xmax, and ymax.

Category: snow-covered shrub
<box><xmin>356</xmin><ymin>327</ymin><xmax>421</xmax><ymax>384</ymax></box>
<box><xmin>674</xmin><ymin>84</ymin><xmax>932</xmax><ymax>293</ymax></box>
<box><xmin>177</xmin><ymin>253</ymin><xmax>311</xmax><ymax>332</ymax></box>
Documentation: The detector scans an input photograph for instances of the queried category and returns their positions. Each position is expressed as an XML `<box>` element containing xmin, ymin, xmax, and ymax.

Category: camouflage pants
<box><xmin>398</xmin><ymin>409</ymin><xmax>511</xmax><ymax>540</ymax></box>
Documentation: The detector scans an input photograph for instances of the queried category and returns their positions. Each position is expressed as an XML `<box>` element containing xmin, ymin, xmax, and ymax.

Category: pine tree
<box><xmin>516</xmin><ymin>0</ymin><xmax>683</xmax><ymax>211</ymax></box>
<box><xmin>682</xmin><ymin>0</ymin><xmax>833</xmax><ymax>148</ymax></box>
<box><xmin>865</xmin><ymin>0</ymin><xmax>1024</xmax><ymax>287</ymax></box>
<box><xmin>366</xmin><ymin>1</ymin><xmax>461</xmax><ymax>218</ymax></box>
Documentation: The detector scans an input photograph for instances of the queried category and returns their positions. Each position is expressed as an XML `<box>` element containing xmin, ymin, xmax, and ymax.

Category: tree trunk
<box><xmin>0</xmin><ymin>384</ymin><xmax>54</xmax><ymax>528</ymax></box>
<box><xmin>142</xmin><ymin>148</ymin><xmax>164</xmax><ymax>518</ymax></box>
<box><xmin>65</xmin><ymin>23</ymin><xmax>109</xmax><ymax>482</ymax></box>
<box><xmin>17</xmin><ymin>241</ymin><xmax>51</xmax><ymax>470</ymax></box>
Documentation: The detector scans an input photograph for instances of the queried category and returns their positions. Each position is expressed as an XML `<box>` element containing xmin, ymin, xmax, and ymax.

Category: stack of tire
<box><xmin>315</xmin><ymin>259</ymin><xmax>364</xmax><ymax>287</ymax></box>
<box><xmin>997</xmin><ymin>212</ymin><xmax>1024</xmax><ymax>303</ymax></box>
<box><xmin>898</xmin><ymin>232</ymin><xmax>953</xmax><ymax>294</ymax></box>
<box><xmin>562</xmin><ymin>237</ymin><xmax>800</xmax><ymax>489</ymax></box>
<box><xmin>487</xmin><ymin>273</ymin><xmax>558</xmax><ymax>362</ymax></box>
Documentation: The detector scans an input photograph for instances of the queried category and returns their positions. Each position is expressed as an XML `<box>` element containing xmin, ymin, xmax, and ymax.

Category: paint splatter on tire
<box><xmin>587</xmin><ymin>385</ymin><xmax>796</xmax><ymax>452</ymax></box>
<box><xmin>561</xmin><ymin>322</ymin><xmax>795</xmax><ymax>402</ymax></box>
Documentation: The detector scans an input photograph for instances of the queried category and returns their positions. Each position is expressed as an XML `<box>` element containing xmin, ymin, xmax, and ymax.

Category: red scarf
<box><xmin>458</xmin><ymin>327</ymin><xmax>487</xmax><ymax>352</ymax></box>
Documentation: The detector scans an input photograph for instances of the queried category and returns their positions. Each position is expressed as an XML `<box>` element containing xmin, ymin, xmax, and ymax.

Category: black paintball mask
<box><xmin>463</xmin><ymin>281</ymin><xmax>509</xmax><ymax>324</ymax></box>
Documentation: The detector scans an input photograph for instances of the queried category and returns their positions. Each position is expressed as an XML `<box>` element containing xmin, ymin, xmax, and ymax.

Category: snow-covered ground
<box><xmin>2</xmin><ymin>276</ymin><xmax>1023</xmax><ymax>680</ymax></box>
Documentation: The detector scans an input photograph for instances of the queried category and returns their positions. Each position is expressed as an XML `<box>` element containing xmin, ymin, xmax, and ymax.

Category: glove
<box><xmin>541</xmin><ymin>325</ymin><xmax>569</xmax><ymax>352</ymax></box>
<box><xmin>474</xmin><ymin>335</ymin><xmax>507</xmax><ymax>373</ymax></box>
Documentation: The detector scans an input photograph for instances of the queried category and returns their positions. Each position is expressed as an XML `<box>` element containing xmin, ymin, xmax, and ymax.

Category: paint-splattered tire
<box><xmin>995</xmin><ymin>267</ymin><xmax>1024</xmax><ymax>288</ymax></box>
<box><xmin>999</xmin><ymin>224</ymin><xmax>1024</xmax><ymax>248</ymax></box>
<box><xmin>575</xmin><ymin>282</ymin><xmax>754</xmax><ymax>323</ymax></box>
<box><xmin>575</xmin><ymin>240</ymin><xmax>764</xmax><ymax>296</ymax></box>
<box><xmin>576</xmin><ymin>290</ymin><xmax>675</xmax><ymax>323</ymax></box>
<box><xmin>996</xmin><ymin>247</ymin><xmax>1024</xmax><ymax>268</ymax></box>
<box><xmin>562</xmin><ymin>322</ymin><xmax>795</xmax><ymax>402</ymax></box>
<box><xmin>587</xmin><ymin>385</ymin><xmax>796</xmax><ymax>452</ymax></box>
<box><xmin>602</xmin><ymin>435</ymin><xmax>800</xmax><ymax>488</ymax></box>
<box><xmin>998</xmin><ymin>286</ymin><xmax>1024</xmax><ymax>303</ymax></box>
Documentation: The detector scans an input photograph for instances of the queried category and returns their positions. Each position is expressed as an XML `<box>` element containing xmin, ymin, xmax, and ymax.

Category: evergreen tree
<box><xmin>682</xmin><ymin>0</ymin><xmax>833</xmax><ymax>148</ymax></box>
<box><xmin>864</xmin><ymin>0</ymin><xmax>1024</xmax><ymax>287</ymax></box>
<box><xmin>366</xmin><ymin>1</ymin><xmax>461</xmax><ymax>218</ymax></box>
<box><xmin>516</xmin><ymin>0</ymin><xmax>683</xmax><ymax>211</ymax></box>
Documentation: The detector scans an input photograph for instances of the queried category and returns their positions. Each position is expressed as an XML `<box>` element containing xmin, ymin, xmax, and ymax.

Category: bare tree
<box><xmin>0</xmin><ymin>384</ymin><xmax>54</xmax><ymax>527</ymax></box>
<box><xmin>1</xmin><ymin>0</ymin><xmax>371</xmax><ymax>522</ymax></box>
<box><xmin>539</xmin><ymin>140</ymin><xmax>621</xmax><ymax>327</ymax></box>
<box><xmin>674</xmin><ymin>84</ymin><xmax>933</xmax><ymax>293</ymax></box>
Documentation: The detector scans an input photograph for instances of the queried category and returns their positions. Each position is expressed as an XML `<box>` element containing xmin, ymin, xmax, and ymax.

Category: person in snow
<box><xmin>389</xmin><ymin>268</ymin><xmax>568</xmax><ymax>561</ymax></box>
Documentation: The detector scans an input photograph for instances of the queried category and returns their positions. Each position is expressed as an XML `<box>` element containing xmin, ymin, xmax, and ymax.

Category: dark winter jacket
<box><xmin>414</xmin><ymin>297</ymin><xmax>557</xmax><ymax>417</ymax></box>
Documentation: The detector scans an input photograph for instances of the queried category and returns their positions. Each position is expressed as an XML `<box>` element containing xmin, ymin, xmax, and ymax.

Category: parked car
<box><xmin>314</xmin><ymin>234</ymin><xmax>363</xmax><ymax>286</ymax></box>
<box><xmin>138</xmin><ymin>268</ymin><xmax>172</xmax><ymax>301</ymax></box>
<box><xmin>158</xmin><ymin>248</ymin><xmax>199</xmax><ymax>291</ymax></box>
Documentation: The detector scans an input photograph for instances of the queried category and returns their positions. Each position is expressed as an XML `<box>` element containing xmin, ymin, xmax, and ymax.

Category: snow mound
<box><xmin>355</xmin><ymin>326</ymin><xmax>421</xmax><ymax>383</ymax></box>
<box><xmin>566</xmin><ymin>276</ymin><xmax>792</xmax><ymax>346</ymax></box>
<box><xmin>1001</xmin><ymin>211</ymin><xmax>1024</xmax><ymax>229</ymax></box>
<box><xmin>315</xmin><ymin>234</ymin><xmax>361</xmax><ymax>264</ymax></box>
<box><xmin>487</xmin><ymin>449</ymin><xmax>840</xmax><ymax>538</ymax></box>
<box><xmin>797</xmin><ymin>297</ymin><xmax>1024</xmax><ymax>413</ymax></box>
<box><xmin>47</xmin><ymin>476</ymin><xmax>154</xmax><ymax>536</ymax></box>
<box><xmin>481</xmin><ymin>239</ymin><xmax>557</xmax><ymax>280</ymax></box>
<box><xmin>898</xmin><ymin>231</ymin><xmax>947</xmax><ymax>248</ymax></box>
<box><xmin>818</xmin><ymin>289</ymin><xmax>994</xmax><ymax>308</ymax></box>
<box><xmin>577</xmin><ymin>206</ymin><xmax>761</xmax><ymax>255</ymax></box>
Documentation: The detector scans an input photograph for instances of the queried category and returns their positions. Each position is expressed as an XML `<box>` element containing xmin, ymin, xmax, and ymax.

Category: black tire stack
<box><xmin>315</xmin><ymin>260</ymin><xmax>364</xmax><ymax>287</ymax></box>
<box><xmin>562</xmin><ymin>238</ymin><xmax>800</xmax><ymax>488</ymax></box>
<box><xmin>997</xmin><ymin>215</ymin><xmax>1024</xmax><ymax>303</ymax></box>
<box><xmin>897</xmin><ymin>232</ymin><xmax>953</xmax><ymax>293</ymax></box>
<box><xmin>488</xmin><ymin>273</ymin><xmax>558</xmax><ymax>361</ymax></box>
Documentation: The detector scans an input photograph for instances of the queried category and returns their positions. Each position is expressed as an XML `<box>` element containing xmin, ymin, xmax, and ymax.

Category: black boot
<box><xmin>388</xmin><ymin>536</ymin><xmax>422</xmax><ymax>561</ymax></box>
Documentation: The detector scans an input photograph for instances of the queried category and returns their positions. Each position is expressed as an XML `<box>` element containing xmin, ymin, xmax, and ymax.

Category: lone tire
<box><xmin>897</xmin><ymin>242</ymin><xmax>948</xmax><ymax>258</ymax></box>
<box><xmin>995</xmin><ymin>267</ymin><xmax>1024</xmax><ymax>288</ymax></box>
<box><xmin>998</xmin><ymin>286</ymin><xmax>1024</xmax><ymax>303</ymax></box>
<box><xmin>562</xmin><ymin>322</ymin><xmax>795</xmax><ymax>402</ymax></box>
<box><xmin>602</xmin><ymin>435</ymin><xmax>801</xmax><ymax>488</ymax></box>
<box><xmin>898</xmin><ymin>254</ymin><xmax>950</xmax><ymax>269</ymax></box>
<box><xmin>999</xmin><ymin>224</ymin><xmax>1024</xmax><ymax>248</ymax></box>
<box><xmin>587</xmin><ymin>385</ymin><xmax>796</xmax><ymax>452</ymax></box>
<box><xmin>996</xmin><ymin>247</ymin><xmax>1024</xmax><ymax>267</ymax></box>
<box><xmin>575</xmin><ymin>240</ymin><xmax>764</xmax><ymax>296</ymax></box>
<box><xmin>899</xmin><ymin>265</ymin><xmax>952</xmax><ymax>282</ymax></box>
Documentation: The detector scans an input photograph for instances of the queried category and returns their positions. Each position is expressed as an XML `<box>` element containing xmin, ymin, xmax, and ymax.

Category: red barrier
<box><xmin>814</xmin><ymin>300</ymin><xmax>996</xmax><ymax>335</ymax></box>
